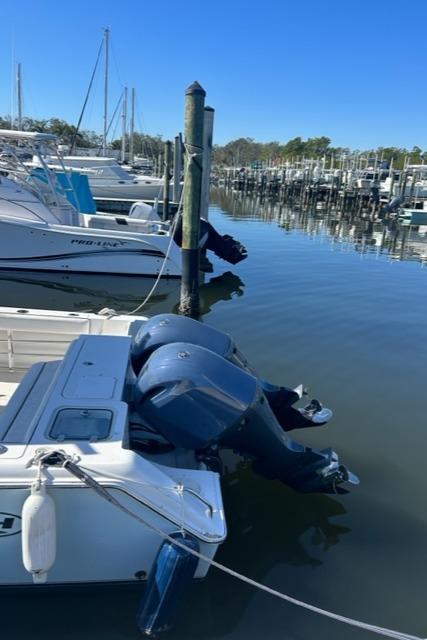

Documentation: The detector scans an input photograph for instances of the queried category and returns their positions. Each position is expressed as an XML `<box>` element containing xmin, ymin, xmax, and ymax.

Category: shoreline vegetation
<box><xmin>1</xmin><ymin>116</ymin><xmax>425</xmax><ymax>169</ymax></box>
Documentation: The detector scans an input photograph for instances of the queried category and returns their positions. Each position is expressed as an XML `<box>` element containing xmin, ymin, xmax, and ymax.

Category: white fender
<box><xmin>21</xmin><ymin>483</ymin><xmax>56</xmax><ymax>584</ymax></box>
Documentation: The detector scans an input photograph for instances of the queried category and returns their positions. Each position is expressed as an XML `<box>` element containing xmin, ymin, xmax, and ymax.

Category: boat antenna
<box><xmin>102</xmin><ymin>26</ymin><xmax>110</xmax><ymax>156</ymax></box>
<box><xmin>129</xmin><ymin>88</ymin><xmax>135</xmax><ymax>164</ymax></box>
<box><xmin>10</xmin><ymin>32</ymin><xmax>15</xmax><ymax>128</ymax></box>
<box><xmin>70</xmin><ymin>38</ymin><xmax>103</xmax><ymax>154</ymax></box>
<box><xmin>121</xmin><ymin>87</ymin><xmax>127</xmax><ymax>163</ymax></box>
<box><xmin>16</xmin><ymin>62</ymin><xmax>23</xmax><ymax>130</ymax></box>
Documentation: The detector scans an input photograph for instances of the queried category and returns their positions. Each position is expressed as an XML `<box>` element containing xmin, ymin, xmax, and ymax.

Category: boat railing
<box><xmin>177</xmin><ymin>484</ymin><xmax>215</xmax><ymax>517</ymax></box>
<box><xmin>0</xmin><ymin>131</ymin><xmax>81</xmax><ymax>223</ymax></box>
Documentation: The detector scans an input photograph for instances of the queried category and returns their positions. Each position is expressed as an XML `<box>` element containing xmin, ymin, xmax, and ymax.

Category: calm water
<box><xmin>1</xmin><ymin>190</ymin><xmax>426</xmax><ymax>640</ymax></box>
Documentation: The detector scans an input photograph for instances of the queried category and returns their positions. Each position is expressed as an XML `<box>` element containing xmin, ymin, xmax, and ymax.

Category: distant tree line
<box><xmin>0</xmin><ymin>115</ymin><xmax>164</xmax><ymax>157</ymax></box>
<box><xmin>1</xmin><ymin>116</ymin><xmax>425</xmax><ymax>168</ymax></box>
<box><xmin>213</xmin><ymin>136</ymin><xmax>427</xmax><ymax>169</ymax></box>
<box><xmin>110</xmin><ymin>133</ymin><xmax>165</xmax><ymax>158</ymax></box>
<box><xmin>0</xmin><ymin>116</ymin><xmax>102</xmax><ymax>149</ymax></box>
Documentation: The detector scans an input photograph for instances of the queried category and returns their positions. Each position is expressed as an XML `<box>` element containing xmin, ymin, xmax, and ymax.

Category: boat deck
<box><xmin>0</xmin><ymin>371</ymin><xmax>24</xmax><ymax>415</ymax></box>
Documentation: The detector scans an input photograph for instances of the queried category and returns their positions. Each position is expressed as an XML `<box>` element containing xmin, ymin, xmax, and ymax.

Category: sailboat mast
<box><xmin>121</xmin><ymin>87</ymin><xmax>128</xmax><ymax>163</ymax></box>
<box><xmin>129</xmin><ymin>88</ymin><xmax>135</xmax><ymax>165</ymax></box>
<box><xmin>102</xmin><ymin>27</ymin><xmax>110</xmax><ymax>156</ymax></box>
<box><xmin>16</xmin><ymin>63</ymin><xmax>23</xmax><ymax>130</ymax></box>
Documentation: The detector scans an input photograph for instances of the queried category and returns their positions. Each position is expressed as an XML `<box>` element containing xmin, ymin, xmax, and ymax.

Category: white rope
<box><xmin>126</xmin><ymin>149</ymin><xmax>199</xmax><ymax>316</ymax></box>
<box><xmin>126</xmin><ymin>212</ymin><xmax>180</xmax><ymax>315</ymax></box>
<box><xmin>94</xmin><ymin>495</ymin><xmax>426</xmax><ymax>640</ymax></box>
<box><xmin>39</xmin><ymin>451</ymin><xmax>425</xmax><ymax>640</ymax></box>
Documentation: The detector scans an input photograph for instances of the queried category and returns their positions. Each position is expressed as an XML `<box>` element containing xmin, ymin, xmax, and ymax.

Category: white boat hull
<box><xmin>89</xmin><ymin>179</ymin><xmax>174</xmax><ymax>201</ymax></box>
<box><xmin>0</xmin><ymin>485</ymin><xmax>219</xmax><ymax>585</ymax></box>
<box><xmin>0</xmin><ymin>219</ymin><xmax>181</xmax><ymax>277</ymax></box>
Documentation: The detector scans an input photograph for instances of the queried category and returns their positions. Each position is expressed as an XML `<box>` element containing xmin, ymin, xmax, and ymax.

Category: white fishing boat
<box><xmin>0</xmin><ymin>130</ymin><xmax>247</xmax><ymax>277</ymax></box>
<box><xmin>41</xmin><ymin>155</ymin><xmax>176</xmax><ymax>201</ymax></box>
<box><xmin>0</xmin><ymin>130</ymin><xmax>181</xmax><ymax>276</ymax></box>
<box><xmin>0</xmin><ymin>309</ymin><xmax>356</xmax><ymax>633</ymax></box>
<box><xmin>0</xmin><ymin>313</ymin><xmax>225</xmax><ymax>608</ymax></box>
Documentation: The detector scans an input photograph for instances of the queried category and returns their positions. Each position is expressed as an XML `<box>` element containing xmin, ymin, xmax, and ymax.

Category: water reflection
<box><xmin>0</xmin><ymin>269</ymin><xmax>245</xmax><ymax>316</ymax></box>
<box><xmin>0</xmin><ymin>462</ymin><xmax>351</xmax><ymax>640</ymax></box>
<box><xmin>212</xmin><ymin>188</ymin><xmax>427</xmax><ymax>265</ymax></box>
<box><xmin>1</xmin><ymin>194</ymin><xmax>426</xmax><ymax>640</ymax></box>
<box><xmin>165</xmin><ymin>463</ymin><xmax>351</xmax><ymax>639</ymax></box>
<box><xmin>199</xmin><ymin>271</ymin><xmax>245</xmax><ymax>313</ymax></box>
<box><xmin>220</xmin><ymin>463</ymin><xmax>350</xmax><ymax>570</ymax></box>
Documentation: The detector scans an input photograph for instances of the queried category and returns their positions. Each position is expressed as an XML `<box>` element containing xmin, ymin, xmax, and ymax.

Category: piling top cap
<box><xmin>186</xmin><ymin>81</ymin><xmax>206</xmax><ymax>97</ymax></box>
<box><xmin>204</xmin><ymin>105</ymin><xmax>214</xmax><ymax>112</ymax></box>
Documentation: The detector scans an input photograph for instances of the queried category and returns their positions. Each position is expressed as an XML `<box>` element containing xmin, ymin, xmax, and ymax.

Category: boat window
<box><xmin>49</xmin><ymin>408</ymin><xmax>113</xmax><ymax>441</ymax></box>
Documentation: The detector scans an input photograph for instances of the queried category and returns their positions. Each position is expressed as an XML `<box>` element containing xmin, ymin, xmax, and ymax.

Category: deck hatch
<box><xmin>49</xmin><ymin>408</ymin><xmax>113</xmax><ymax>441</ymax></box>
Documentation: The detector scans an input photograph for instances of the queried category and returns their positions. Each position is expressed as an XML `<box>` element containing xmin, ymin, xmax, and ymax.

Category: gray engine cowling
<box><xmin>131</xmin><ymin>314</ymin><xmax>249</xmax><ymax>374</ymax></box>
<box><xmin>133</xmin><ymin>342</ymin><xmax>257</xmax><ymax>449</ymax></box>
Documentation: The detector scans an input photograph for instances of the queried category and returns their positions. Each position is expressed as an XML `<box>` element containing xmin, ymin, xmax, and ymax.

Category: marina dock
<box><xmin>0</xmin><ymin>3</ymin><xmax>426</xmax><ymax>639</ymax></box>
<box><xmin>217</xmin><ymin>160</ymin><xmax>427</xmax><ymax>216</ymax></box>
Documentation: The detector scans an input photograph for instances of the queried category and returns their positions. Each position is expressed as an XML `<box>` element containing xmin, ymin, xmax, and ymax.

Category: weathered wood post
<box><xmin>163</xmin><ymin>140</ymin><xmax>172</xmax><ymax>221</ymax></box>
<box><xmin>179</xmin><ymin>81</ymin><xmax>206</xmax><ymax>318</ymax></box>
<box><xmin>201</xmin><ymin>106</ymin><xmax>215</xmax><ymax>221</ymax></box>
<box><xmin>400</xmin><ymin>170</ymin><xmax>408</xmax><ymax>199</ymax></box>
<box><xmin>173</xmin><ymin>135</ymin><xmax>182</xmax><ymax>203</ymax></box>
<box><xmin>388</xmin><ymin>157</ymin><xmax>395</xmax><ymax>202</ymax></box>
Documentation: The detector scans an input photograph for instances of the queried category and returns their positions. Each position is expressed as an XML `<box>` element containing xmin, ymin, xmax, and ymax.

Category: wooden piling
<box><xmin>179</xmin><ymin>81</ymin><xmax>206</xmax><ymax>318</ymax></box>
<box><xmin>173</xmin><ymin>135</ymin><xmax>182</xmax><ymax>203</ymax></box>
<box><xmin>201</xmin><ymin>106</ymin><xmax>214</xmax><ymax>221</ymax></box>
<box><xmin>163</xmin><ymin>140</ymin><xmax>172</xmax><ymax>221</ymax></box>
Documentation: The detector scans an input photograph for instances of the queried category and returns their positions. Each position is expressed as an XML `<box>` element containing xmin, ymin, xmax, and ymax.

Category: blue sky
<box><xmin>1</xmin><ymin>0</ymin><xmax>426</xmax><ymax>150</ymax></box>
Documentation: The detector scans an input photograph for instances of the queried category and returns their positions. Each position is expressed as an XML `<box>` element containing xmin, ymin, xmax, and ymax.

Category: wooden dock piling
<box><xmin>201</xmin><ymin>106</ymin><xmax>214</xmax><ymax>221</ymax></box>
<box><xmin>173</xmin><ymin>135</ymin><xmax>182</xmax><ymax>204</ymax></box>
<box><xmin>163</xmin><ymin>140</ymin><xmax>172</xmax><ymax>221</ymax></box>
<box><xmin>179</xmin><ymin>81</ymin><xmax>206</xmax><ymax>318</ymax></box>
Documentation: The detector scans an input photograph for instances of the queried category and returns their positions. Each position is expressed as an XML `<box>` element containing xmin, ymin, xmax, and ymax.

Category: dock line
<box><xmin>31</xmin><ymin>448</ymin><xmax>426</xmax><ymax>640</ymax></box>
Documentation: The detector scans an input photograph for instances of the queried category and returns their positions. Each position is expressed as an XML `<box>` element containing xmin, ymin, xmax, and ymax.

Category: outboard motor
<box><xmin>132</xmin><ymin>314</ymin><xmax>333</xmax><ymax>430</ymax></box>
<box><xmin>133</xmin><ymin>342</ymin><xmax>358</xmax><ymax>493</ymax></box>
<box><xmin>174</xmin><ymin>216</ymin><xmax>248</xmax><ymax>265</ymax></box>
